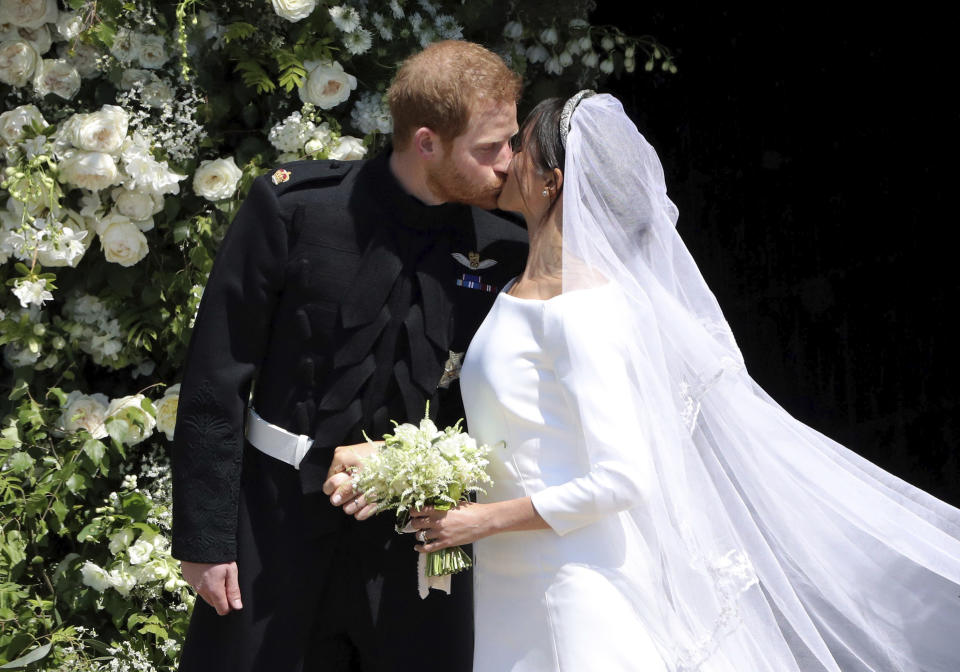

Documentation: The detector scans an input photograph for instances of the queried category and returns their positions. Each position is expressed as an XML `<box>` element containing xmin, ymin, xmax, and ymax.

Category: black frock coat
<box><xmin>169</xmin><ymin>149</ymin><xmax>527</xmax><ymax>671</ymax></box>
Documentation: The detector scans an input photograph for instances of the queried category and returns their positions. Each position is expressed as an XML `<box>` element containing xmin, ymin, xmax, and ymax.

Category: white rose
<box><xmin>105</xmin><ymin>393</ymin><xmax>156</xmax><ymax>444</ymax></box>
<box><xmin>327</xmin><ymin>135</ymin><xmax>366</xmax><ymax>161</ymax></box>
<box><xmin>32</xmin><ymin>58</ymin><xmax>80</xmax><ymax>99</ymax></box>
<box><xmin>131</xmin><ymin>560</ymin><xmax>169</xmax><ymax>583</ymax></box>
<box><xmin>137</xmin><ymin>34</ymin><xmax>167</xmax><ymax>69</ymax></box>
<box><xmin>141</xmin><ymin>77</ymin><xmax>173</xmax><ymax>108</ymax></box>
<box><xmin>111</xmin><ymin>187</ymin><xmax>162</xmax><ymax>222</ymax></box>
<box><xmin>69</xmin><ymin>105</ymin><xmax>129</xmax><ymax>154</ymax></box>
<box><xmin>127</xmin><ymin>538</ymin><xmax>153</xmax><ymax>565</ymax></box>
<box><xmin>99</xmin><ymin>216</ymin><xmax>149</xmax><ymax>267</ymax></box>
<box><xmin>154</xmin><ymin>383</ymin><xmax>179</xmax><ymax>441</ymax></box>
<box><xmin>0</xmin><ymin>0</ymin><xmax>57</xmax><ymax>29</ymax></box>
<box><xmin>118</xmin><ymin>67</ymin><xmax>151</xmax><ymax>89</ymax></box>
<box><xmin>56</xmin><ymin>40</ymin><xmax>99</xmax><ymax>78</ymax></box>
<box><xmin>0</xmin><ymin>38</ymin><xmax>39</xmax><ymax>86</ymax></box>
<box><xmin>110</xmin><ymin>27</ymin><xmax>141</xmax><ymax>63</ymax></box>
<box><xmin>60</xmin><ymin>390</ymin><xmax>109</xmax><ymax>438</ymax></box>
<box><xmin>0</xmin><ymin>103</ymin><xmax>45</xmax><ymax>145</ymax></box>
<box><xmin>271</xmin><ymin>0</ymin><xmax>317</xmax><ymax>23</ymax></box>
<box><xmin>108</xmin><ymin>528</ymin><xmax>135</xmax><ymax>555</ymax></box>
<box><xmin>79</xmin><ymin>561</ymin><xmax>112</xmax><ymax>593</ymax></box>
<box><xmin>192</xmin><ymin>156</ymin><xmax>242</xmax><ymax>201</ymax></box>
<box><xmin>55</xmin><ymin>11</ymin><xmax>82</xmax><ymax>39</ymax></box>
<box><xmin>298</xmin><ymin>60</ymin><xmax>356</xmax><ymax>109</ymax></box>
<box><xmin>59</xmin><ymin>150</ymin><xmax>121</xmax><ymax>191</ymax></box>
<box><xmin>9</xmin><ymin>24</ymin><xmax>49</xmax><ymax>54</ymax></box>
<box><xmin>108</xmin><ymin>567</ymin><xmax>137</xmax><ymax>596</ymax></box>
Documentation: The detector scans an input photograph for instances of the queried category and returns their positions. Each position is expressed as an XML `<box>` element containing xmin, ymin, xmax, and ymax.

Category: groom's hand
<box><xmin>323</xmin><ymin>441</ymin><xmax>381</xmax><ymax>520</ymax></box>
<box><xmin>180</xmin><ymin>560</ymin><xmax>242</xmax><ymax>616</ymax></box>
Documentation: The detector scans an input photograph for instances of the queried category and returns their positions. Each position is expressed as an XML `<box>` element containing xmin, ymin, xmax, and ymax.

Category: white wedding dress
<box><xmin>460</xmin><ymin>278</ymin><xmax>669</xmax><ymax>672</ymax></box>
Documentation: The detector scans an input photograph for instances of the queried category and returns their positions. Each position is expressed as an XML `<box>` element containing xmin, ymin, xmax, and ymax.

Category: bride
<box><xmin>407</xmin><ymin>91</ymin><xmax>960</xmax><ymax>671</ymax></box>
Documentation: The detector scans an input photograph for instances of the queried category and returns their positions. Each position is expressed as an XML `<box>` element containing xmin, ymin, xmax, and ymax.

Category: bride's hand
<box><xmin>409</xmin><ymin>502</ymin><xmax>494</xmax><ymax>552</ymax></box>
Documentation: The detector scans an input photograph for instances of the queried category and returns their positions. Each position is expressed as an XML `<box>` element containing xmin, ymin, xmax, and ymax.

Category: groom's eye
<box><xmin>510</xmin><ymin>134</ymin><xmax>522</xmax><ymax>152</ymax></box>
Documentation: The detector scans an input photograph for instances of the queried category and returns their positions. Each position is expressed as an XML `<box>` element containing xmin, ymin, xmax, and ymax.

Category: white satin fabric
<box><xmin>461</xmin><ymin>279</ymin><xmax>669</xmax><ymax>672</ymax></box>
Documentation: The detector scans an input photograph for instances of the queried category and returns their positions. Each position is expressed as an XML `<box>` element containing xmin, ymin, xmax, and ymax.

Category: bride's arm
<box><xmin>409</xmin><ymin>496</ymin><xmax>549</xmax><ymax>552</ymax></box>
<box><xmin>527</xmin><ymin>290</ymin><xmax>654</xmax><ymax>537</ymax></box>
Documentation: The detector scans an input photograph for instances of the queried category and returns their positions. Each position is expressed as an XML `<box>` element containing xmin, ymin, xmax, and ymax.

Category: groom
<box><xmin>170</xmin><ymin>40</ymin><xmax>526</xmax><ymax>671</ymax></box>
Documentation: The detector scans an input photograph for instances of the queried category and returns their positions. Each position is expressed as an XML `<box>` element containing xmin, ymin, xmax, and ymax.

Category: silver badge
<box><xmin>438</xmin><ymin>351</ymin><xmax>465</xmax><ymax>389</ymax></box>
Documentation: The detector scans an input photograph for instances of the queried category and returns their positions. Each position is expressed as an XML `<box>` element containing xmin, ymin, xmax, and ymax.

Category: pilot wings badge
<box><xmin>452</xmin><ymin>251</ymin><xmax>497</xmax><ymax>270</ymax></box>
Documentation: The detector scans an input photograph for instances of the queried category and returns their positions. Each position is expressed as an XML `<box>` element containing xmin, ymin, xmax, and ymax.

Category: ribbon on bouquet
<box><xmin>400</xmin><ymin>520</ymin><xmax>452</xmax><ymax>599</ymax></box>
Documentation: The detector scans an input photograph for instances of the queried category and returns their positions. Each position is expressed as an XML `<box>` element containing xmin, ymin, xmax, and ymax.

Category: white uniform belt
<box><xmin>244</xmin><ymin>407</ymin><xmax>313</xmax><ymax>470</ymax></box>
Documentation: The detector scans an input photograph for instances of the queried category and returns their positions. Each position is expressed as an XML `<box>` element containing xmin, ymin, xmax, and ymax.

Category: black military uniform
<box><xmin>170</xmin><ymin>148</ymin><xmax>527</xmax><ymax>671</ymax></box>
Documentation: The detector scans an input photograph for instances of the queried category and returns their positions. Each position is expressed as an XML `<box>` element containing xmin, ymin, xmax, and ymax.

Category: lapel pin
<box><xmin>272</xmin><ymin>168</ymin><xmax>291</xmax><ymax>185</ymax></box>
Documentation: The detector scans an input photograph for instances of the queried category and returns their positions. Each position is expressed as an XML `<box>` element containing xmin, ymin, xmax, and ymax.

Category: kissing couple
<box><xmin>172</xmin><ymin>39</ymin><xmax>960</xmax><ymax>672</ymax></box>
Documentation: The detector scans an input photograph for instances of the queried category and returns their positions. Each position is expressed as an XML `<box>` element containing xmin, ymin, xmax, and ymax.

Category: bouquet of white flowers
<box><xmin>353</xmin><ymin>403</ymin><xmax>493</xmax><ymax>581</ymax></box>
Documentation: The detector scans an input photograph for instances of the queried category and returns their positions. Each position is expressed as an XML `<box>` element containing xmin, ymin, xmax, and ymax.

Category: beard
<box><xmin>425</xmin><ymin>155</ymin><xmax>504</xmax><ymax>209</ymax></box>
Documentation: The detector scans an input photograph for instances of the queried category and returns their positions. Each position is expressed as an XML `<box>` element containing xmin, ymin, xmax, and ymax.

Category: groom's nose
<box><xmin>494</xmin><ymin>141</ymin><xmax>513</xmax><ymax>176</ymax></box>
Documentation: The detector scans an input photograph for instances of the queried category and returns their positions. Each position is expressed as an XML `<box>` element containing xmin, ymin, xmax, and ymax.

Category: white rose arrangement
<box><xmin>0</xmin><ymin>0</ymin><xmax>58</xmax><ymax>29</ymax></box>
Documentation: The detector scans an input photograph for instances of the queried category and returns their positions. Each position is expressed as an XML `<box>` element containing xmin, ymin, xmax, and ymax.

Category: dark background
<box><xmin>588</xmin><ymin>7</ymin><xmax>959</xmax><ymax>505</ymax></box>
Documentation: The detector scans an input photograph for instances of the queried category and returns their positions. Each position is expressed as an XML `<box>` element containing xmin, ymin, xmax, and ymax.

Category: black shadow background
<box><xmin>587</xmin><ymin>7</ymin><xmax>959</xmax><ymax>505</ymax></box>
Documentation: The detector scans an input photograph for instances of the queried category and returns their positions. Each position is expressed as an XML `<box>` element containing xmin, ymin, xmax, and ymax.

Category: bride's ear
<box><xmin>547</xmin><ymin>167</ymin><xmax>564</xmax><ymax>193</ymax></box>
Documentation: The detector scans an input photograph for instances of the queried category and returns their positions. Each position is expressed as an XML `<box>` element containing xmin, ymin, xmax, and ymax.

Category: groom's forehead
<box><xmin>462</xmin><ymin>99</ymin><xmax>518</xmax><ymax>139</ymax></box>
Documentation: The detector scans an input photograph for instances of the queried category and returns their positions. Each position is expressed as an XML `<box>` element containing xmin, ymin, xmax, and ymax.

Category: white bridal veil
<box><xmin>558</xmin><ymin>92</ymin><xmax>960</xmax><ymax>671</ymax></box>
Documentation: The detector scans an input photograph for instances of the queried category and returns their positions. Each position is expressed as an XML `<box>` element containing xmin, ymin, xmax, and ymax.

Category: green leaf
<box><xmin>138</xmin><ymin>623</ymin><xmax>168</xmax><ymax>639</ymax></box>
<box><xmin>82</xmin><ymin>439</ymin><xmax>106</xmax><ymax>467</ymax></box>
<box><xmin>7</xmin><ymin>380</ymin><xmax>29</xmax><ymax>401</ymax></box>
<box><xmin>7</xmin><ymin>452</ymin><xmax>33</xmax><ymax>474</ymax></box>
<box><xmin>46</xmin><ymin>387</ymin><xmax>67</xmax><ymax>407</ymax></box>
<box><xmin>224</xmin><ymin>21</ymin><xmax>257</xmax><ymax>44</ymax></box>
<box><xmin>52</xmin><ymin>553</ymin><xmax>80</xmax><ymax>586</ymax></box>
<box><xmin>0</xmin><ymin>641</ymin><xmax>50</xmax><ymax>668</ymax></box>
<box><xmin>65</xmin><ymin>472</ymin><xmax>88</xmax><ymax>496</ymax></box>
<box><xmin>76</xmin><ymin>521</ymin><xmax>103</xmax><ymax>543</ymax></box>
<box><xmin>235</xmin><ymin>60</ymin><xmax>276</xmax><ymax>95</ymax></box>
<box><xmin>121</xmin><ymin>492</ymin><xmax>151</xmax><ymax>522</ymax></box>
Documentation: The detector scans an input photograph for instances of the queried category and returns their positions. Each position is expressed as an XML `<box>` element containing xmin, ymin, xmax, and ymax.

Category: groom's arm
<box><xmin>170</xmin><ymin>173</ymin><xmax>290</xmax><ymax>564</ymax></box>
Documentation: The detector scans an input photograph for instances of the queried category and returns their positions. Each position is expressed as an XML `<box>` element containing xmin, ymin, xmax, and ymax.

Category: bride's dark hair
<box><xmin>515</xmin><ymin>96</ymin><xmax>566</xmax><ymax>221</ymax></box>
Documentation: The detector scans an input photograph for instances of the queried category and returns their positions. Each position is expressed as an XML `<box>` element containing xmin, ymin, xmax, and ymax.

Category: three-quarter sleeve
<box><xmin>530</xmin><ymin>287</ymin><xmax>655</xmax><ymax>537</ymax></box>
<box><xmin>170</xmin><ymin>174</ymin><xmax>290</xmax><ymax>563</ymax></box>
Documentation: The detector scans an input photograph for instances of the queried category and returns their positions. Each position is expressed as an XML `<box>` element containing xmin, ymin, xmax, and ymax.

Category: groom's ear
<box><xmin>413</xmin><ymin>127</ymin><xmax>442</xmax><ymax>161</ymax></box>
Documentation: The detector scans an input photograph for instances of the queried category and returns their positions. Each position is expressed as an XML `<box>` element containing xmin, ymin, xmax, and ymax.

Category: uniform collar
<box><xmin>370</xmin><ymin>146</ymin><xmax>470</xmax><ymax>232</ymax></box>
